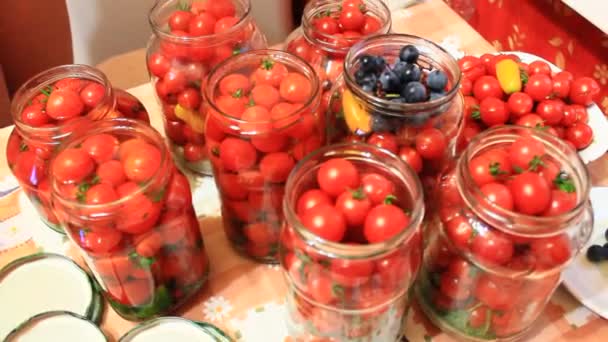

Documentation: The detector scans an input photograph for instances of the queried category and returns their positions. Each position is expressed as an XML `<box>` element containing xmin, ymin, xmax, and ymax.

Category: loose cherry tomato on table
<box><xmin>565</xmin><ymin>122</ymin><xmax>593</xmax><ymax>149</ymax></box>
<box><xmin>524</xmin><ymin>74</ymin><xmax>552</xmax><ymax>101</ymax></box>
<box><xmin>473</xmin><ymin>75</ymin><xmax>503</xmax><ymax>101</ymax></box>
<box><xmin>528</xmin><ymin>60</ymin><xmax>551</xmax><ymax>76</ymax></box>
<box><xmin>458</xmin><ymin>56</ymin><xmax>486</xmax><ymax>82</ymax></box>
<box><xmin>479</xmin><ymin>97</ymin><xmax>509</xmax><ymax>127</ymax></box>
<box><xmin>507</xmin><ymin>92</ymin><xmax>533</xmax><ymax>117</ymax></box>
<box><xmin>569</xmin><ymin>77</ymin><xmax>600</xmax><ymax>106</ymax></box>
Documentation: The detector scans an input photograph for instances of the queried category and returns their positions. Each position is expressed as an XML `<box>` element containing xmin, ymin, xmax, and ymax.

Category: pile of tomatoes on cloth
<box><xmin>280</xmin><ymin>156</ymin><xmax>421</xmax><ymax>338</ymax></box>
<box><xmin>50</xmin><ymin>130</ymin><xmax>207</xmax><ymax>320</ymax></box>
<box><xmin>459</xmin><ymin>53</ymin><xmax>600</xmax><ymax>150</ymax></box>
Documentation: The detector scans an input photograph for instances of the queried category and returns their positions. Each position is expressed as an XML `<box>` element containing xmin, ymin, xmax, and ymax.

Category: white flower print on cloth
<box><xmin>230</xmin><ymin>302</ymin><xmax>288</xmax><ymax>341</ymax></box>
<box><xmin>438</xmin><ymin>35</ymin><xmax>465</xmax><ymax>60</ymax></box>
<box><xmin>203</xmin><ymin>296</ymin><xmax>234</xmax><ymax>322</ymax></box>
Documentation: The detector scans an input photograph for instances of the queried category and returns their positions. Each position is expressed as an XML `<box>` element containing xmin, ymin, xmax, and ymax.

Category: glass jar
<box><xmin>284</xmin><ymin>0</ymin><xmax>391</xmax><ymax>112</ymax></box>
<box><xmin>147</xmin><ymin>0</ymin><xmax>267</xmax><ymax>176</ymax></box>
<box><xmin>50</xmin><ymin>118</ymin><xmax>208</xmax><ymax>321</ymax></box>
<box><xmin>6</xmin><ymin>65</ymin><xmax>150</xmax><ymax>233</ymax></box>
<box><xmin>326</xmin><ymin>34</ymin><xmax>464</xmax><ymax>198</ymax></box>
<box><xmin>415</xmin><ymin>126</ymin><xmax>593</xmax><ymax>341</ymax></box>
<box><xmin>280</xmin><ymin>143</ymin><xmax>424</xmax><ymax>341</ymax></box>
<box><xmin>203</xmin><ymin>49</ymin><xmax>323</xmax><ymax>263</ymax></box>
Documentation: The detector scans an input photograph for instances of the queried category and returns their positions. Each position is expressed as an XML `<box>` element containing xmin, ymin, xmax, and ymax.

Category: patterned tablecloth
<box><xmin>0</xmin><ymin>0</ymin><xmax>607</xmax><ymax>341</ymax></box>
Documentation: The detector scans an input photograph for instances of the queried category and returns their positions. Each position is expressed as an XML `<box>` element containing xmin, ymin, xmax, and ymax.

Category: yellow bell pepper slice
<box><xmin>174</xmin><ymin>104</ymin><xmax>205</xmax><ymax>133</ymax></box>
<box><xmin>342</xmin><ymin>89</ymin><xmax>371</xmax><ymax>134</ymax></box>
<box><xmin>496</xmin><ymin>59</ymin><xmax>522</xmax><ymax>94</ymax></box>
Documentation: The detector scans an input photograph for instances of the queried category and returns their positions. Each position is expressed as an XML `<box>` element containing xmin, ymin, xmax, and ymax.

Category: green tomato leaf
<box><xmin>554</xmin><ymin>171</ymin><xmax>576</xmax><ymax>193</ymax></box>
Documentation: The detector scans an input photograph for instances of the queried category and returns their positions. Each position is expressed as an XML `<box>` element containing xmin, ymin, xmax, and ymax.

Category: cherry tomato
<box><xmin>215</xmin><ymin>94</ymin><xmax>247</xmax><ymax>117</ymax></box>
<box><xmin>81</xmin><ymin>133</ymin><xmax>119</xmax><ymax>164</ymax></box>
<box><xmin>446</xmin><ymin>258</ymin><xmax>477</xmax><ymax>284</ymax></box>
<box><xmin>397</xmin><ymin>147</ymin><xmax>423</xmax><ymax>173</ymax></box>
<box><xmin>250</xmin><ymin>134</ymin><xmax>288</xmax><ymax>155</ymax></box>
<box><xmin>336</xmin><ymin>189</ymin><xmax>372</xmax><ymax>227</ymax></box>
<box><xmin>473</xmin><ymin>75</ymin><xmax>503</xmax><ymax>101</ymax></box>
<box><xmin>244</xmin><ymin>222</ymin><xmax>278</xmax><ymax>245</ymax></box>
<box><xmin>219</xmin><ymin>73</ymin><xmax>252</xmax><ymax>96</ymax></box>
<box><xmin>515</xmin><ymin>113</ymin><xmax>545</xmax><ymax>128</ymax></box>
<box><xmin>531</xmin><ymin>234</ymin><xmax>571</xmax><ymax>269</ymax></box>
<box><xmin>188</xmin><ymin>12</ymin><xmax>216</xmax><ymax>36</ymax></box>
<box><xmin>85</xmin><ymin>183</ymin><xmax>119</xmax><ymax>206</ymax></box>
<box><xmin>218</xmin><ymin>138</ymin><xmax>257</xmax><ymax>171</ymax></box>
<box><xmin>280</xmin><ymin>73</ymin><xmax>312</xmax><ymax>103</ymax></box>
<box><xmin>116</xmin><ymin>182</ymin><xmax>162</xmax><ymax>234</ymax></box>
<box><xmin>331</xmin><ymin>258</ymin><xmax>374</xmax><ymax>287</ymax></box>
<box><xmin>148</xmin><ymin>53</ymin><xmax>170</xmax><ymax>77</ymax></box>
<box><xmin>364</xmin><ymin>204</ymin><xmax>410</xmax><ymax>243</ymax></box>
<box><xmin>543</xmin><ymin>190</ymin><xmax>577</xmax><ymax>216</ymax></box>
<box><xmin>214</xmin><ymin>16</ymin><xmax>239</xmax><ymax>33</ymax></box>
<box><xmin>297</xmin><ymin>189</ymin><xmax>332</xmax><ymax>216</ymax></box>
<box><xmin>561</xmin><ymin>104</ymin><xmax>586</xmax><ymax>127</ymax></box>
<box><xmin>528</xmin><ymin>60</ymin><xmax>551</xmax><ymax>75</ymax></box>
<box><xmin>300</xmin><ymin>204</ymin><xmax>347</xmax><ymax>242</ymax></box>
<box><xmin>480</xmin><ymin>182</ymin><xmax>514</xmax><ymax>210</ymax></box>
<box><xmin>164</xmin><ymin>171</ymin><xmax>192</xmax><ymax>210</ymax></box>
<box><xmin>524</xmin><ymin>74</ymin><xmax>552</xmax><ymax>101</ymax></box>
<box><xmin>183</xmin><ymin>143</ymin><xmax>206</xmax><ymax>162</ymax></box>
<box><xmin>253</xmin><ymin>59</ymin><xmax>289</xmax><ymax>87</ymax></box>
<box><xmin>507</xmin><ymin>92</ymin><xmax>533</xmax><ymax>117</ymax></box>
<box><xmin>361</xmin><ymin>173</ymin><xmax>395</xmax><ymax>204</ymax></box>
<box><xmin>479</xmin><ymin>97</ymin><xmax>509</xmax><ymax>127</ymax></box>
<box><xmin>361</xmin><ymin>15</ymin><xmax>382</xmax><ymax>35</ymax></box>
<box><xmin>339</xmin><ymin>6</ymin><xmax>365</xmax><ymax>31</ymax></box>
<box><xmin>565</xmin><ymin>122</ymin><xmax>593</xmax><ymax>149</ymax></box>
<box><xmin>445</xmin><ymin>216</ymin><xmax>474</xmax><ymax>249</ymax></box>
<box><xmin>415</xmin><ymin>128</ymin><xmax>446</xmax><ymax>160</ymax></box>
<box><xmin>52</xmin><ymin>148</ymin><xmax>95</xmax><ymax>183</ymax></box>
<box><xmin>508</xmin><ymin>136</ymin><xmax>546</xmax><ymax>171</ymax></box>
<box><xmin>317</xmin><ymin>158</ymin><xmax>360</xmax><ymax>197</ymax></box>
<box><xmin>474</xmin><ymin>275</ymin><xmax>515</xmax><ymax>310</ymax></box>
<box><xmin>251</xmin><ymin>84</ymin><xmax>280</xmax><ymax>109</ymax></box>
<box><xmin>536</xmin><ymin>99</ymin><xmax>564</xmax><ymax>125</ymax></box>
<box><xmin>367</xmin><ymin>133</ymin><xmax>398</xmax><ymax>154</ymax></box>
<box><xmin>458</xmin><ymin>56</ymin><xmax>486</xmax><ymax>82</ymax></box>
<box><xmin>469</xmin><ymin>307</ymin><xmax>488</xmax><ymax>329</ymax></box>
<box><xmin>122</xmin><ymin>143</ymin><xmax>162</xmax><ymax>183</ymax></box>
<box><xmin>510</xmin><ymin>172</ymin><xmax>551</xmax><ymax>215</ymax></box>
<box><xmin>440</xmin><ymin>273</ymin><xmax>470</xmax><ymax>300</ymax></box>
<box><xmin>177</xmin><ymin>88</ymin><xmax>201</xmax><ymax>110</ymax></box>
<box><xmin>569</xmin><ymin>77</ymin><xmax>600</xmax><ymax>106</ymax></box>
<box><xmin>460</xmin><ymin>78</ymin><xmax>473</xmax><ymax>96</ymax></box>
<box><xmin>80</xmin><ymin>228</ymin><xmax>123</xmax><ymax>253</ymax></box>
<box><xmin>471</xmin><ymin>230</ymin><xmax>514</xmax><ymax>265</ymax></box>
<box><xmin>21</xmin><ymin>103</ymin><xmax>50</xmax><ymax>127</ymax></box>
<box><xmin>163</xmin><ymin>69</ymin><xmax>187</xmax><ymax>94</ymax></box>
<box><xmin>259</xmin><ymin>152</ymin><xmax>295</xmax><ymax>183</ymax></box>
<box><xmin>468</xmin><ymin>155</ymin><xmax>495</xmax><ymax>186</ymax></box>
<box><xmin>45</xmin><ymin>89</ymin><xmax>85</xmax><ymax>120</ymax></box>
<box><xmin>168</xmin><ymin>10</ymin><xmax>193</xmax><ymax>31</ymax></box>
<box><xmin>202</xmin><ymin>0</ymin><xmax>236</xmax><ymax>18</ymax></box>
<box><xmin>551</xmin><ymin>73</ymin><xmax>571</xmax><ymax>99</ymax></box>
<box><xmin>313</xmin><ymin>16</ymin><xmax>339</xmax><ymax>35</ymax></box>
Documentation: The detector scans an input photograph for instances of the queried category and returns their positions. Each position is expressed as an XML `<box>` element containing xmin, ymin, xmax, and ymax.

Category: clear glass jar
<box><xmin>147</xmin><ymin>0</ymin><xmax>267</xmax><ymax>176</ymax></box>
<box><xmin>6</xmin><ymin>65</ymin><xmax>150</xmax><ymax>233</ymax></box>
<box><xmin>50</xmin><ymin>118</ymin><xmax>208</xmax><ymax>321</ymax></box>
<box><xmin>280</xmin><ymin>143</ymin><xmax>424</xmax><ymax>341</ymax></box>
<box><xmin>284</xmin><ymin>0</ymin><xmax>391</xmax><ymax>112</ymax></box>
<box><xmin>415</xmin><ymin>126</ymin><xmax>593</xmax><ymax>341</ymax></box>
<box><xmin>203</xmin><ymin>49</ymin><xmax>323</xmax><ymax>263</ymax></box>
<box><xmin>326</xmin><ymin>34</ymin><xmax>464</xmax><ymax>198</ymax></box>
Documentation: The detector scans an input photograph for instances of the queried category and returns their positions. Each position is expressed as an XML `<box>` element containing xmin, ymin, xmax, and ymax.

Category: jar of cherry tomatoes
<box><xmin>147</xmin><ymin>0</ymin><xmax>267</xmax><ymax>176</ymax></box>
<box><xmin>49</xmin><ymin>118</ymin><xmax>208</xmax><ymax>321</ymax></box>
<box><xmin>6</xmin><ymin>65</ymin><xmax>150</xmax><ymax>233</ymax></box>
<box><xmin>326</xmin><ymin>34</ymin><xmax>464</xmax><ymax>199</ymax></box>
<box><xmin>415</xmin><ymin>126</ymin><xmax>592</xmax><ymax>340</ymax></box>
<box><xmin>280</xmin><ymin>143</ymin><xmax>424</xmax><ymax>341</ymax></box>
<box><xmin>284</xmin><ymin>0</ymin><xmax>391</xmax><ymax>109</ymax></box>
<box><xmin>203</xmin><ymin>49</ymin><xmax>322</xmax><ymax>263</ymax></box>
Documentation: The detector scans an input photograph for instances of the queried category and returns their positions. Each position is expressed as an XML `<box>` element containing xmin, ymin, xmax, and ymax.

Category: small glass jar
<box><xmin>50</xmin><ymin>118</ymin><xmax>208</xmax><ymax>321</ymax></box>
<box><xmin>280</xmin><ymin>143</ymin><xmax>424</xmax><ymax>341</ymax></box>
<box><xmin>147</xmin><ymin>0</ymin><xmax>267</xmax><ymax>176</ymax></box>
<box><xmin>203</xmin><ymin>49</ymin><xmax>323</xmax><ymax>263</ymax></box>
<box><xmin>415</xmin><ymin>126</ymin><xmax>593</xmax><ymax>341</ymax></box>
<box><xmin>326</xmin><ymin>34</ymin><xmax>464</xmax><ymax>197</ymax></box>
<box><xmin>6</xmin><ymin>65</ymin><xmax>150</xmax><ymax>233</ymax></box>
<box><xmin>284</xmin><ymin>0</ymin><xmax>391</xmax><ymax>111</ymax></box>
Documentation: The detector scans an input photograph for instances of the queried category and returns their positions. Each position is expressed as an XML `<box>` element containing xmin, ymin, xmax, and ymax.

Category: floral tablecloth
<box><xmin>1</xmin><ymin>1</ymin><xmax>607</xmax><ymax>341</ymax></box>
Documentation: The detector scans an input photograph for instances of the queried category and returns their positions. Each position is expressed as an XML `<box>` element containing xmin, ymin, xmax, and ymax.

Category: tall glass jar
<box><xmin>415</xmin><ymin>126</ymin><xmax>593</xmax><ymax>340</ymax></box>
<box><xmin>6</xmin><ymin>65</ymin><xmax>150</xmax><ymax>233</ymax></box>
<box><xmin>147</xmin><ymin>0</ymin><xmax>267</xmax><ymax>176</ymax></box>
<box><xmin>203</xmin><ymin>49</ymin><xmax>323</xmax><ymax>263</ymax></box>
<box><xmin>280</xmin><ymin>143</ymin><xmax>424</xmax><ymax>341</ymax></box>
<box><xmin>50</xmin><ymin>118</ymin><xmax>208</xmax><ymax>321</ymax></box>
<box><xmin>284</xmin><ymin>0</ymin><xmax>391</xmax><ymax>112</ymax></box>
<box><xmin>326</xmin><ymin>34</ymin><xmax>464</xmax><ymax>198</ymax></box>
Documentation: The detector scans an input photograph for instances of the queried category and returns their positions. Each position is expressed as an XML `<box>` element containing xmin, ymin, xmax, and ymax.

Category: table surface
<box><xmin>1</xmin><ymin>0</ymin><xmax>607</xmax><ymax>341</ymax></box>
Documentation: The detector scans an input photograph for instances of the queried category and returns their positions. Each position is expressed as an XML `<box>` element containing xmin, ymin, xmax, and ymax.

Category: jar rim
<box><xmin>11</xmin><ymin>64</ymin><xmax>115</xmax><ymax>140</ymax></box>
<box><xmin>457</xmin><ymin>125</ymin><xmax>591</xmax><ymax>236</ymax></box>
<box><xmin>204</xmin><ymin>49</ymin><xmax>321</xmax><ymax>127</ymax></box>
<box><xmin>148</xmin><ymin>0</ymin><xmax>253</xmax><ymax>45</ymax></box>
<box><xmin>343</xmin><ymin>33</ymin><xmax>462</xmax><ymax>117</ymax></box>
<box><xmin>300</xmin><ymin>0</ymin><xmax>392</xmax><ymax>54</ymax></box>
<box><xmin>283</xmin><ymin>142</ymin><xmax>425</xmax><ymax>259</ymax></box>
<box><xmin>50</xmin><ymin>118</ymin><xmax>171</xmax><ymax>212</ymax></box>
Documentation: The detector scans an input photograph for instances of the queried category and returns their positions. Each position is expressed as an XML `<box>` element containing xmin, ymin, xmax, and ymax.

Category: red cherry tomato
<box><xmin>147</xmin><ymin>53</ymin><xmax>170</xmax><ymax>78</ymax></box>
<box><xmin>360</xmin><ymin>173</ymin><xmax>395</xmax><ymax>204</ymax></box>
<box><xmin>122</xmin><ymin>143</ymin><xmax>162</xmax><ymax>183</ymax></box>
<box><xmin>458</xmin><ymin>56</ymin><xmax>486</xmax><ymax>82</ymax></box>
<box><xmin>96</xmin><ymin>160</ymin><xmax>126</xmax><ymax>187</ymax></box>
<box><xmin>331</xmin><ymin>258</ymin><xmax>374</xmax><ymax>287</ymax></box>
<box><xmin>168</xmin><ymin>10</ymin><xmax>194</xmax><ymax>32</ymax></box>
<box><xmin>336</xmin><ymin>190</ymin><xmax>372</xmax><ymax>227</ymax></box>
<box><xmin>397</xmin><ymin>147</ymin><xmax>423</xmax><ymax>173</ymax></box>
<box><xmin>307</xmin><ymin>271</ymin><xmax>336</xmax><ymax>304</ymax></box>
<box><xmin>296</xmin><ymin>189</ymin><xmax>332</xmax><ymax>216</ymax></box>
<box><xmin>561</xmin><ymin>104</ymin><xmax>587</xmax><ymax>126</ymax></box>
<box><xmin>183</xmin><ymin>143</ymin><xmax>206</xmax><ymax>162</ymax></box>
<box><xmin>569</xmin><ymin>77</ymin><xmax>600</xmax><ymax>106</ymax></box>
<box><xmin>363</xmin><ymin>204</ymin><xmax>410</xmax><ymax>243</ymax></box>
<box><xmin>473</xmin><ymin>75</ymin><xmax>503</xmax><ymax>101</ymax></box>
<box><xmin>317</xmin><ymin>158</ymin><xmax>360</xmax><ymax>197</ymax></box>
<box><xmin>80</xmin><ymin>82</ymin><xmax>106</xmax><ymax>108</ymax></box>
<box><xmin>543</xmin><ymin>190</ymin><xmax>577</xmax><ymax>216</ymax></box>
<box><xmin>474</xmin><ymin>275</ymin><xmax>515</xmax><ymax>310</ymax></box>
<box><xmin>461</xmin><ymin>78</ymin><xmax>473</xmax><ymax>96</ymax></box>
<box><xmin>445</xmin><ymin>215</ymin><xmax>474</xmax><ymax>249</ymax></box>
<box><xmin>367</xmin><ymin>133</ymin><xmax>398</xmax><ymax>154</ymax></box>
<box><xmin>84</xmin><ymin>183</ymin><xmax>119</xmax><ymax>205</ymax></box>
<box><xmin>80</xmin><ymin>229</ymin><xmax>123</xmax><ymax>253</ymax></box>
<box><xmin>480</xmin><ymin>182</ymin><xmax>514</xmax><ymax>210</ymax></box>
<box><xmin>21</xmin><ymin>103</ymin><xmax>50</xmax><ymax>127</ymax></box>
<box><xmin>415</xmin><ymin>128</ymin><xmax>447</xmax><ymax>160</ymax></box>
<box><xmin>551</xmin><ymin>73</ymin><xmax>571</xmax><ymax>99</ymax></box>
<box><xmin>479</xmin><ymin>97</ymin><xmax>509</xmax><ymax>127</ymax></box>
<box><xmin>440</xmin><ymin>273</ymin><xmax>470</xmax><ymax>300</ymax></box>
<box><xmin>300</xmin><ymin>204</ymin><xmax>347</xmax><ymax>242</ymax></box>
<box><xmin>507</xmin><ymin>92</ymin><xmax>533</xmax><ymax>117</ymax></box>
<box><xmin>202</xmin><ymin>0</ymin><xmax>236</xmax><ymax>18</ymax></box>
<box><xmin>218</xmin><ymin>138</ymin><xmax>257</xmax><ymax>171</ymax></box>
<box><xmin>339</xmin><ymin>6</ymin><xmax>365</xmax><ymax>31</ymax></box>
<box><xmin>45</xmin><ymin>89</ymin><xmax>85</xmax><ymax>120</ymax></box>
<box><xmin>81</xmin><ymin>133</ymin><xmax>119</xmax><ymax>164</ymax></box>
<box><xmin>524</xmin><ymin>74</ymin><xmax>552</xmax><ymax>101</ymax></box>
<box><xmin>253</xmin><ymin>59</ymin><xmax>289</xmax><ymax>87</ymax></box>
<box><xmin>280</xmin><ymin>73</ymin><xmax>312</xmax><ymax>103</ymax></box>
<box><xmin>52</xmin><ymin>148</ymin><xmax>95</xmax><ymax>184</ymax></box>
<box><xmin>508</xmin><ymin>136</ymin><xmax>546</xmax><ymax>171</ymax></box>
<box><xmin>515</xmin><ymin>113</ymin><xmax>545</xmax><ymax>128</ymax></box>
<box><xmin>510</xmin><ymin>172</ymin><xmax>552</xmax><ymax>215</ymax></box>
<box><xmin>313</xmin><ymin>16</ymin><xmax>339</xmax><ymax>35</ymax></box>
<box><xmin>177</xmin><ymin>88</ymin><xmax>201</xmax><ymax>110</ymax></box>
<box><xmin>531</xmin><ymin>234</ymin><xmax>571</xmax><ymax>269</ymax></box>
<box><xmin>471</xmin><ymin>230</ymin><xmax>514</xmax><ymax>265</ymax></box>
<box><xmin>528</xmin><ymin>60</ymin><xmax>551</xmax><ymax>76</ymax></box>
<box><xmin>259</xmin><ymin>152</ymin><xmax>295</xmax><ymax>183</ymax></box>
<box><xmin>219</xmin><ymin>73</ymin><xmax>252</xmax><ymax>96</ymax></box>
<box><xmin>188</xmin><ymin>12</ymin><xmax>216</xmax><ymax>36</ymax></box>
<box><xmin>361</xmin><ymin>15</ymin><xmax>382</xmax><ymax>35</ymax></box>
<box><xmin>116</xmin><ymin>182</ymin><xmax>162</xmax><ymax>234</ymax></box>
<box><xmin>565</xmin><ymin>122</ymin><xmax>593</xmax><ymax>149</ymax></box>
<box><xmin>536</xmin><ymin>99</ymin><xmax>564</xmax><ymax>125</ymax></box>
<box><xmin>469</xmin><ymin>307</ymin><xmax>489</xmax><ymax>329</ymax></box>
<box><xmin>214</xmin><ymin>16</ymin><xmax>239</xmax><ymax>33</ymax></box>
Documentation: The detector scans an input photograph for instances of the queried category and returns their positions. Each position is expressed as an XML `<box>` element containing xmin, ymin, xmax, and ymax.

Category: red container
<box><xmin>203</xmin><ymin>49</ymin><xmax>323</xmax><ymax>262</ymax></box>
<box><xmin>50</xmin><ymin>118</ymin><xmax>208</xmax><ymax>321</ymax></box>
<box><xmin>147</xmin><ymin>0</ymin><xmax>267</xmax><ymax>176</ymax></box>
<box><xmin>6</xmin><ymin>65</ymin><xmax>149</xmax><ymax>233</ymax></box>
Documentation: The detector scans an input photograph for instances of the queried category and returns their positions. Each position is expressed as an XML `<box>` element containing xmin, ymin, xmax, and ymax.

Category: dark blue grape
<box><xmin>355</xmin><ymin>69</ymin><xmax>366</xmax><ymax>83</ymax></box>
<box><xmin>427</xmin><ymin>70</ymin><xmax>448</xmax><ymax>92</ymax></box>
<box><xmin>429</xmin><ymin>91</ymin><xmax>446</xmax><ymax>101</ymax></box>
<box><xmin>373</xmin><ymin>56</ymin><xmax>387</xmax><ymax>72</ymax></box>
<box><xmin>379</xmin><ymin>69</ymin><xmax>400</xmax><ymax>92</ymax></box>
<box><xmin>359</xmin><ymin>54</ymin><xmax>377</xmax><ymax>72</ymax></box>
<box><xmin>371</xmin><ymin>115</ymin><xmax>394</xmax><ymax>132</ymax></box>
<box><xmin>586</xmin><ymin>245</ymin><xmax>608</xmax><ymax>263</ymax></box>
<box><xmin>401</xmin><ymin>82</ymin><xmax>427</xmax><ymax>103</ymax></box>
<box><xmin>399</xmin><ymin>45</ymin><xmax>419</xmax><ymax>63</ymax></box>
<box><xmin>401</xmin><ymin>64</ymin><xmax>421</xmax><ymax>83</ymax></box>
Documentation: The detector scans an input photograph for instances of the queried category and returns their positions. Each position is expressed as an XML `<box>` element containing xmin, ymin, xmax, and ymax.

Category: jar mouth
<box><xmin>11</xmin><ymin>64</ymin><xmax>114</xmax><ymax>142</ymax></box>
<box><xmin>457</xmin><ymin>125</ymin><xmax>591</xmax><ymax>236</ymax></box>
<box><xmin>204</xmin><ymin>49</ymin><xmax>321</xmax><ymax>129</ymax></box>
<box><xmin>148</xmin><ymin>0</ymin><xmax>252</xmax><ymax>45</ymax></box>
<box><xmin>50</xmin><ymin>118</ymin><xmax>170</xmax><ymax>213</ymax></box>
<box><xmin>283</xmin><ymin>142</ymin><xmax>425</xmax><ymax>259</ymax></box>
<box><xmin>344</xmin><ymin>34</ymin><xmax>462</xmax><ymax>117</ymax></box>
<box><xmin>301</xmin><ymin>0</ymin><xmax>392</xmax><ymax>54</ymax></box>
